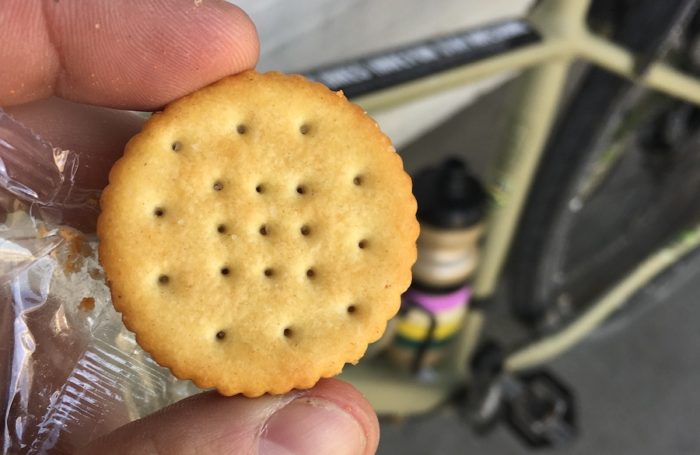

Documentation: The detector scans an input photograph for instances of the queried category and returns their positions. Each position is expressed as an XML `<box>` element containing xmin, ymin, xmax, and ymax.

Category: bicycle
<box><xmin>299</xmin><ymin>0</ymin><xmax>700</xmax><ymax>445</ymax></box>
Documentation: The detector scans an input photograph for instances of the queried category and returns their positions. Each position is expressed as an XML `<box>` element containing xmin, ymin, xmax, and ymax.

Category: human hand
<box><xmin>2</xmin><ymin>1</ymin><xmax>379</xmax><ymax>453</ymax></box>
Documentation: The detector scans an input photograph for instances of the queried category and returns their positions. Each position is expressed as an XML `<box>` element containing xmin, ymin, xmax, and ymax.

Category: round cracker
<box><xmin>97</xmin><ymin>71</ymin><xmax>418</xmax><ymax>396</ymax></box>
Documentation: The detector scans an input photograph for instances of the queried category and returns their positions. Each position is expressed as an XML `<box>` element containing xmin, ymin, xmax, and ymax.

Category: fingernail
<box><xmin>260</xmin><ymin>397</ymin><xmax>367</xmax><ymax>455</ymax></box>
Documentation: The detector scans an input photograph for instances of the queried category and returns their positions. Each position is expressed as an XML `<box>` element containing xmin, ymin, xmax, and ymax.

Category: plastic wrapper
<box><xmin>0</xmin><ymin>110</ymin><xmax>200</xmax><ymax>454</ymax></box>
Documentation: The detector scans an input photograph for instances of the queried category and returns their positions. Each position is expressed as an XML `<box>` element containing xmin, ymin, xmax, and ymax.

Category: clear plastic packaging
<box><xmin>0</xmin><ymin>110</ymin><xmax>199</xmax><ymax>454</ymax></box>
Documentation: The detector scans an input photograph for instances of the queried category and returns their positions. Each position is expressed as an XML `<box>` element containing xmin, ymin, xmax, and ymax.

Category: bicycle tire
<box><xmin>508</xmin><ymin>0</ymin><xmax>700</xmax><ymax>326</ymax></box>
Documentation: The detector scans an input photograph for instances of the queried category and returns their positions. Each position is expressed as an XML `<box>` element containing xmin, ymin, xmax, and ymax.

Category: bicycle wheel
<box><xmin>508</xmin><ymin>0</ymin><xmax>700</xmax><ymax>327</ymax></box>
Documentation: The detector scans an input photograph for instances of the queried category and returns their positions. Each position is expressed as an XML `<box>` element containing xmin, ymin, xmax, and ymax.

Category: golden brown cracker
<box><xmin>97</xmin><ymin>71</ymin><xmax>418</xmax><ymax>396</ymax></box>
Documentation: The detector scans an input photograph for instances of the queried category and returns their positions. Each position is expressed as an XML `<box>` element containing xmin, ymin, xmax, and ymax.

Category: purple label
<box><xmin>402</xmin><ymin>286</ymin><xmax>470</xmax><ymax>314</ymax></box>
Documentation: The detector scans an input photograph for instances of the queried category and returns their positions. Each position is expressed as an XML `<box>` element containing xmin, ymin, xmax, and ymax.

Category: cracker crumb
<box><xmin>36</xmin><ymin>223</ymin><xmax>50</xmax><ymax>238</ymax></box>
<box><xmin>85</xmin><ymin>197</ymin><xmax>100</xmax><ymax>208</ymax></box>
<box><xmin>58</xmin><ymin>227</ymin><xmax>93</xmax><ymax>273</ymax></box>
<box><xmin>88</xmin><ymin>268</ymin><xmax>104</xmax><ymax>281</ymax></box>
<box><xmin>79</xmin><ymin>297</ymin><xmax>96</xmax><ymax>312</ymax></box>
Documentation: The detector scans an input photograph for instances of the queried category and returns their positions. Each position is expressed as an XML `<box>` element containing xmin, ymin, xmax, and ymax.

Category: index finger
<box><xmin>0</xmin><ymin>0</ymin><xmax>259</xmax><ymax>109</ymax></box>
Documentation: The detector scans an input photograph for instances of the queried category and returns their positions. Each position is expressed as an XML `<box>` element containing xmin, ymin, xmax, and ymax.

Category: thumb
<box><xmin>76</xmin><ymin>379</ymin><xmax>379</xmax><ymax>455</ymax></box>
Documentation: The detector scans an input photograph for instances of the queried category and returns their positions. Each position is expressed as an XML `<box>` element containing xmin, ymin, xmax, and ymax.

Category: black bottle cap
<box><xmin>413</xmin><ymin>157</ymin><xmax>488</xmax><ymax>229</ymax></box>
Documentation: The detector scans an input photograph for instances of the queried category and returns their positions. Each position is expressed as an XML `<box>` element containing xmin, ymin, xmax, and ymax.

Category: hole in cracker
<box><xmin>256</xmin><ymin>184</ymin><xmax>264</xmax><ymax>194</ymax></box>
<box><xmin>217</xmin><ymin>224</ymin><xmax>227</xmax><ymax>234</ymax></box>
<box><xmin>259</xmin><ymin>225</ymin><xmax>268</xmax><ymax>236</ymax></box>
<box><xmin>213</xmin><ymin>181</ymin><xmax>224</xmax><ymax>191</ymax></box>
<box><xmin>300</xmin><ymin>225</ymin><xmax>311</xmax><ymax>236</ymax></box>
<box><xmin>264</xmin><ymin>268</ymin><xmax>275</xmax><ymax>277</ymax></box>
<box><xmin>236</xmin><ymin>124</ymin><xmax>247</xmax><ymax>135</ymax></box>
<box><xmin>299</xmin><ymin>124</ymin><xmax>310</xmax><ymax>135</ymax></box>
<box><xmin>154</xmin><ymin>207</ymin><xmax>165</xmax><ymax>217</ymax></box>
<box><xmin>296</xmin><ymin>185</ymin><xmax>307</xmax><ymax>195</ymax></box>
<box><xmin>358</xmin><ymin>239</ymin><xmax>368</xmax><ymax>249</ymax></box>
<box><xmin>158</xmin><ymin>274</ymin><xmax>170</xmax><ymax>285</ymax></box>
<box><xmin>283</xmin><ymin>327</ymin><xmax>293</xmax><ymax>338</ymax></box>
<box><xmin>353</xmin><ymin>175</ymin><xmax>363</xmax><ymax>186</ymax></box>
<box><xmin>306</xmin><ymin>268</ymin><xmax>316</xmax><ymax>279</ymax></box>
<box><xmin>171</xmin><ymin>141</ymin><xmax>182</xmax><ymax>152</ymax></box>
<box><xmin>220</xmin><ymin>267</ymin><xmax>230</xmax><ymax>276</ymax></box>
<box><xmin>347</xmin><ymin>305</ymin><xmax>357</xmax><ymax>314</ymax></box>
<box><xmin>216</xmin><ymin>330</ymin><xmax>226</xmax><ymax>340</ymax></box>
